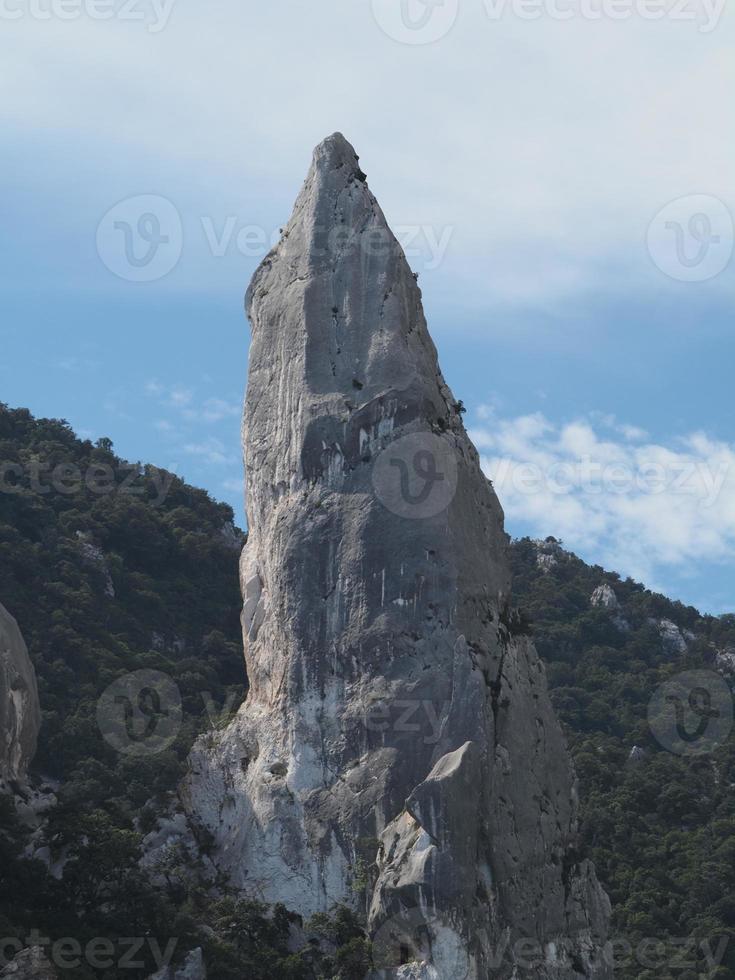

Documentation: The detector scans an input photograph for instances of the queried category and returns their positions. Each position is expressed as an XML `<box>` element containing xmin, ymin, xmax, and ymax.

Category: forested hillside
<box><xmin>511</xmin><ymin>537</ymin><xmax>735</xmax><ymax>979</ymax></box>
<box><xmin>0</xmin><ymin>404</ymin><xmax>733</xmax><ymax>978</ymax></box>
<box><xmin>0</xmin><ymin>404</ymin><xmax>379</xmax><ymax>978</ymax></box>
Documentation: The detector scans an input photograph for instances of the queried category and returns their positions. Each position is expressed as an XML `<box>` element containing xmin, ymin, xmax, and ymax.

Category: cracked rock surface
<box><xmin>183</xmin><ymin>133</ymin><xmax>611</xmax><ymax>978</ymax></box>
<box><xmin>0</xmin><ymin>602</ymin><xmax>40</xmax><ymax>786</ymax></box>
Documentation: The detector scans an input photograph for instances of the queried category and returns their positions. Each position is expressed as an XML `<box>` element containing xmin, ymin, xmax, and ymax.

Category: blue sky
<box><xmin>1</xmin><ymin>1</ymin><xmax>733</xmax><ymax>615</ymax></box>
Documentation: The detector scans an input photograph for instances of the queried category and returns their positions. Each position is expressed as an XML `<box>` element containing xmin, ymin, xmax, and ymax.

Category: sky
<box><xmin>1</xmin><ymin>0</ymin><xmax>734</xmax><ymax>614</ymax></box>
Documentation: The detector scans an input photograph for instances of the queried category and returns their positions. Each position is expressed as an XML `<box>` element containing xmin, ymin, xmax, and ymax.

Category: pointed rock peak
<box><xmin>186</xmin><ymin>137</ymin><xmax>612</xmax><ymax>980</ymax></box>
<box><xmin>311</xmin><ymin>132</ymin><xmax>365</xmax><ymax>179</ymax></box>
<box><xmin>246</xmin><ymin>133</ymin><xmax>437</xmax><ymax>406</ymax></box>
<box><xmin>245</xmin><ymin>133</ymin><xmax>382</xmax><ymax>319</ymax></box>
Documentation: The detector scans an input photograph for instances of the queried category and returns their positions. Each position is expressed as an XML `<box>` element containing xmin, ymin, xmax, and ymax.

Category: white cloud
<box><xmin>222</xmin><ymin>477</ymin><xmax>244</xmax><ymax>495</ymax></box>
<box><xmin>169</xmin><ymin>387</ymin><xmax>193</xmax><ymax>408</ymax></box>
<box><xmin>470</xmin><ymin>407</ymin><xmax>735</xmax><ymax>587</ymax></box>
<box><xmin>201</xmin><ymin>397</ymin><xmax>241</xmax><ymax>423</ymax></box>
<box><xmin>183</xmin><ymin>437</ymin><xmax>237</xmax><ymax>466</ymax></box>
<box><xmin>1</xmin><ymin>3</ymin><xmax>732</xmax><ymax>308</ymax></box>
<box><xmin>145</xmin><ymin>382</ymin><xmax>240</xmax><ymax>423</ymax></box>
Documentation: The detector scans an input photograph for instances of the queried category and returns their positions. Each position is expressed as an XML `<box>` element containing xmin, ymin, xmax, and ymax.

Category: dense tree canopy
<box><xmin>1</xmin><ymin>406</ymin><xmax>733</xmax><ymax>978</ymax></box>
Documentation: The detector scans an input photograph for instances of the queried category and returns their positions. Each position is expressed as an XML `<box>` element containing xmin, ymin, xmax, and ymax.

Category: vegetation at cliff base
<box><xmin>1</xmin><ymin>406</ymin><xmax>734</xmax><ymax>978</ymax></box>
<box><xmin>511</xmin><ymin>537</ymin><xmax>735</xmax><ymax>980</ymax></box>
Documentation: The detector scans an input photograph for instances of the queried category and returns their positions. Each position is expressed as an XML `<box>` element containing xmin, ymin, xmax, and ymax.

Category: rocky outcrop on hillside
<box><xmin>656</xmin><ymin>618</ymin><xmax>689</xmax><ymax>656</ymax></box>
<box><xmin>0</xmin><ymin>947</ymin><xmax>57</xmax><ymax>979</ymax></box>
<box><xmin>149</xmin><ymin>949</ymin><xmax>206</xmax><ymax>980</ymax></box>
<box><xmin>0</xmin><ymin>602</ymin><xmax>40</xmax><ymax>786</ymax></box>
<box><xmin>183</xmin><ymin>134</ymin><xmax>611</xmax><ymax>978</ymax></box>
<box><xmin>591</xmin><ymin>584</ymin><xmax>618</xmax><ymax>611</ymax></box>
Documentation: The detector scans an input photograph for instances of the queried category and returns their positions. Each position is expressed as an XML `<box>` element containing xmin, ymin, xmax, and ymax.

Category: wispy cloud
<box><xmin>183</xmin><ymin>437</ymin><xmax>237</xmax><ymax>466</ymax></box>
<box><xmin>57</xmin><ymin>355</ymin><xmax>100</xmax><ymax>373</ymax></box>
<box><xmin>200</xmin><ymin>397</ymin><xmax>241</xmax><ymax>422</ymax></box>
<box><xmin>145</xmin><ymin>381</ymin><xmax>240</xmax><ymax>423</ymax></box>
<box><xmin>470</xmin><ymin>408</ymin><xmax>735</xmax><ymax>589</ymax></box>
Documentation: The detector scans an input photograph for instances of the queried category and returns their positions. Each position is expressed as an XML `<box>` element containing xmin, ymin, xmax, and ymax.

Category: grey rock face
<box><xmin>0</xmin><ymin>603</ymin><xmax>41</xmax><ymax>785</ymax></box>
<box><xmin>590</xmin><ymin>584</ymin><xmax>618</xmax><ymax>611</ymax></box>
<box><xmin>590</xmin><ymin>584</ymin><xmax>630</xmax><ymax>633</ymax></box>
<box><xmin>75</xmin><ymin>531</ymin><xmax>115</xmax><ymax>598</ymax></box>
<box><xmin>149</xmin><ymin>948</ymin><xmax>206</xmax><ymax>980</ymax></box>
<box><xmin>0</xmin><ymin>947</ymin><xmax>57</xmax><ymax>979</ymax></box>
<box><xmin>533</xmin><ymin>538</ymin><xmax>565</xmax><ymax>573</ymax></box>
<box><xmin>656</xmin><ymin>618</ymin><xmax>688</xmax><ymax>656</ymax></box>
<box><xmin>183</xmin><ymin>134</ymin><xmax>610</xmax><ymax>978</ymax></box>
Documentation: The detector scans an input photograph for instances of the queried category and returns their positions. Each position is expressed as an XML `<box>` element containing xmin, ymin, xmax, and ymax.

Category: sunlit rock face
<box><xmin>183</xmin><ymin>133</ymin><xmax>611</xmax><ymax>978</ymax></box>
<box><xmin>0</xmin><ymin>602</ymin><xmax>40</xmax><ymax>787</ymax></box>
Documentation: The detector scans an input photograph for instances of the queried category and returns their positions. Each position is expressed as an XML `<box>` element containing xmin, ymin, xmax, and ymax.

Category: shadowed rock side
<box><xmin>183</xmin><ymin>134</ymin><xmax>611</xmax><ymax>978</ymax></box>
<box><xmin>0</xmin><ymin>602</ymin><xmax>40</xmax><ymax>787</ymax></box>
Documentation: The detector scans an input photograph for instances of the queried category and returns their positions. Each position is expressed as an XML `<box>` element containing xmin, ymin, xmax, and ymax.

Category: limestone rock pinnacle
<box><xmin>183</xmin><ymin>133</ymin><xmax>611</xmax><ymax>979</ymax></box>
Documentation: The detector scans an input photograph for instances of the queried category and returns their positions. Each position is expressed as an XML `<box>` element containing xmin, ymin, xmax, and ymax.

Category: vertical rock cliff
<box><xmin>0</xmin><ymin>602</ymin><xmax>40</xmax><ymax>787</ymax></box>
<box><xmin>184</xmin><ymin>134</ymin><xmax>611</xmax><ymax>978</ymax></box>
